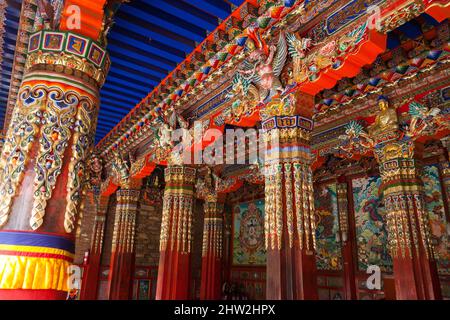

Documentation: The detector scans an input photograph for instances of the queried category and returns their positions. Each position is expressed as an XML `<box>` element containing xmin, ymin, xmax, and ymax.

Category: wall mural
<box><xmin>314</xmin><ymin>183</ymin><xmax>342</xmax><ymax>270</ymax></box>
<box><xmin>352</xmin><ymin>176</ymin><xmax>393</xmax><ymax>272</ymax></box>
<box><xmin>422</xmin><ymin>164</ymin><xmax>450</xmax><ymax>275</ymax></box>
<box><xmin>233</xmin><ymin>199</ymin><xmax>266</xmax><ymax>265</ymax></box>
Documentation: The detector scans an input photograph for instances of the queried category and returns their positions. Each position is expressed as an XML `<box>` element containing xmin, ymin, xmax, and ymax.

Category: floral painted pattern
<box><xmin>422</xmin><ymin>164</ymin><xmax>450</xmax><ymax>275</ymax></box>
<box><xmin>314</xmin><ymin>183</ymin><xmax>342</xmax><ymax>270</ymax></box>
<box><xmin>352</xmin><ymin>176</ymin><xmax>392</xmax><ymax>272</ymax></box>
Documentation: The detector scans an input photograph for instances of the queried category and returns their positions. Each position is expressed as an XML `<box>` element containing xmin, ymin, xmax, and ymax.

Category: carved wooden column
<box><xmin>107</xmin><ymin>188</ymin><xmax>141</xmax><ymax>300</ymax></box>
<box><xmin>376</xmin><ymin>139</ymin><xmax>442</xmax><ymax>299</ymax></box>
<box><xmin>262</xmin><ymin>114</ymin><xmax>318</xmax><ymax>300</ymax></box>
<box><xmin>0</xmin><ymin>26</ymin><xmax>110</xmax><ymax>298</ymax></box>
<box><xmin>156</xmin><ymin>166</ymin><xmax>196</xmax><ymax>300</ymax></box>
<box><xmin>80</xmin><ymin>195</ymin><xmax>109</xmax><ymax>300</ymax></box>
<box><xmin>200</xmin><ymin>198</ymin><xmax>224</xmax><ymax>300</ymax></box>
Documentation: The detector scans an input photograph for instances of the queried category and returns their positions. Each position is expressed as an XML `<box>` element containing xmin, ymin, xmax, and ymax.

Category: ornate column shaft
<box><xmin>377</xmin><ymin>139</ymin><xmax>441</xmax><ymax>299</ymax></box>
<box><xmin>262</xmin><ymin>115</ymin><xmax>318</xmax><ymax>300</ymax></box>
<box><xmin>200</xmin><ymin>199</ymin><xmax>224</xmax><ymax>300</ymax></box>
<box><xmin>107</xmin><ymin>188</ymin><xmax>140</xmax><ymax>300</ymax></box>
<box><xmin>80</xmin><ymin>195</ymin><xmax>109</xmax><ymax>300</ymax></box>
<box><xmin>0</xmin><ymin>29</ymin><xmax>109</xmax><ymax>299</ymax></box>
<box><xmin>156</xmin><ymin>166</ymin><xmax>196</xmax><ymax>300</ymax></box>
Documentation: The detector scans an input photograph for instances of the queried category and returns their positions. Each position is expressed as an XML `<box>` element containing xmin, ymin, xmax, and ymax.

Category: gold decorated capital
<box><xmin>26</xmin><ymin>30</ymin><xmax>110</xmax><ymax>87</ymax></box>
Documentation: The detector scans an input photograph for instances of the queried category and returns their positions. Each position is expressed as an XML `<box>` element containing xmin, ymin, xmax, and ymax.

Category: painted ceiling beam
<box><xmin>183</xmin><ymin>0</ymin><xmax>231</xmax><ymax>19</ymax></box>
<box><xmin>100</xmin><ymin>106</ymin><xmax>132</xmax><ymax>117</ymax></box>
<box><xmin>109</xmin><ymin>34</ymin><xmax>182</xmax><ymax>65</ymax></box>
<box><xmin>108</xmin><ymin>57</ymin><xmax>163</xmax><ymax>84</ymax></box>
<box><xmin>108</xmin><ymin>41</ymin><xmax>177</xmax><ymax>69</ymax></box>
<box><xmin>106</xmin><ymin>55</ymin><xmax>167</xmax><ymax>81</ymax></box>
<box><xmin>113</xmin><ymin>17</ymin><xmax>196</xmax><ymax>51</ymax></box>
<box><xmin>101</xmin><ymin>84</ymin><xmax>147</xmax><ymax>100</ymax></box>
<box><xmin>104</xmin><ymin>79</ymin><xmax>151</xmax><ymax>94</ymax></box>
<box><xmin>106</xmin><ymin>71</ymin><xmax>156</xmax><ymax>91</ymax></box>
<box><xmin>112</xmin><ymin>26</ymin><xmax>186</xmax><ymax>59</ymax></box>
<box><xmin>121</xmin><ymin>3</ymin><xmax>207</xmax><ymax>41</ymax></box>
<box><xmin>97</xmin><ymin>116</ymin><xmax>126</xmax><ymax>125</ymax></box>
<box><xmin>107</xmin><ymin>49</ymin><xmax>168</xmax><ymax>76</ymax></box>
<box><xmin>144</xmin><ymin>0</ymin><xmax>219</xmax><ymax>31</ymax></box>
<box><xmin>227</xmin><ymin>0</ymin><xmax>245</xmax><ymax>6</ymax></box>
<box><xmin>105</xmin><ymin>74</ymin><xmax>154</xmax><ymax>92</ymax></box>
<box><xmin>105</xmin><ymin>67</ymin><xmax>160</xmax><ymax>88</ymax></box>
<box><xmin>96</xmin><ymin>118</ymin><xmax>123</xmax><ymax>127</ymax></box>
<box><xmin>100</xmin><ymin>91</ymin><xmax>140</xmax><ymax>105</ymax></box>
<box><xmin>108</xmin><ymin>43</ymin><xmax>174</xmax><ymax>75</ymax></box>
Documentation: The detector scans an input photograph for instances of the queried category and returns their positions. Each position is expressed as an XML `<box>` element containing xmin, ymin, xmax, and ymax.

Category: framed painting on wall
<box><xmin>232</xmin><ymin>199</ymin><xmax>266</xmax><ymax>265</ymax></box>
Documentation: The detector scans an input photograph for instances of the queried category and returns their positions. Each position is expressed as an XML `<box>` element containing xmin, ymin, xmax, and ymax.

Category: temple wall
<box><xmin>130</xmin><ymin>196</ymin><xmax>163</xmax><ymax>300</ymax></box>
<box><xmin>134</xmin><ymin>200</ymin><xmax>163</xmax><ymax>266</ymax></box>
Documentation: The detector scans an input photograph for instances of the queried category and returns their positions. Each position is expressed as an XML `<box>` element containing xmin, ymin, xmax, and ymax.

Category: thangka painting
<box><xmin>352</xmin><ymin>176</ymin><xmax>393</xmax><ymax>272</ymax></box>
<box><xmin>314</xmin><ymin>183</ymin><xmax>342</xmax><ymax>270</ymax></box>
<box><xmin>422</xmin><ymin>164</ymin><xmax>450</xmax><ymax>275</ymax></box>
<box><xmin>233</xmin><ymin>199</ymin><xmax>266</xmax><ymax>265</ymax></box>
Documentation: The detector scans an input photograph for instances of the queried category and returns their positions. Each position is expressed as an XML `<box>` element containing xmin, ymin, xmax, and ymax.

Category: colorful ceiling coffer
<box><xmin>352</xmin><ymin>176</ymin><xmax>393</xmax><ymax>273</ymax></box>
<box><xmin>314</xmin><ymin>183</ymin><xmax>343</xmax><ymax>271</ymax></box>
<box><xmin>98</xmin><ymin>0</ymin><xmax>304</xmax><ymax>155</ymax></box>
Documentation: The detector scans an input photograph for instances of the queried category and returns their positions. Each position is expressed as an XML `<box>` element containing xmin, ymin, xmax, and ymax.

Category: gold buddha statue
<box><xmin>369</xmin><ymin>96</ymin><xmax>399</xmax><ymax>136</ymax></box>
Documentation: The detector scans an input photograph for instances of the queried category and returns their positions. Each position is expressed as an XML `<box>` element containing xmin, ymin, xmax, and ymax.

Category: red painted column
<box><xmin>80</xmin><ymin>195</ymin><xmax>109</xmax><ymax>300</ymax></box>
<box><xmin>107</xmin><ymin>189</ymin><xmax>140</xmax><ymax>300</ymax></box>
<box><xmin>263</xmin><ymin>115</ymin><xmax>318</xmax><ymax>300</ymax></box>
<box><xmin>156</xmin><ymin>166</ymin><xmax>196</xmax><ymax>300</ymax></box>
<box><xmin>377</xmin><ymin>140</ymin><xmax>442</xmax><ymax>300</ymax></box>
<box><xmin>0</xmin><ymin>27</ymin><xmax>110</xmax><ymax>299</ymax></box>
<box><xmin>200</xmin><ymin>200</ymin><xmax>224</xmax><ymax>300</ymax></box>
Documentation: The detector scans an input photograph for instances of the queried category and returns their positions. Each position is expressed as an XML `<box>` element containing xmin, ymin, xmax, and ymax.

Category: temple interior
<box><xmin>0</xmin><ymin>0</ymin><xmax>449</xmax><ymax>300</ymax></box>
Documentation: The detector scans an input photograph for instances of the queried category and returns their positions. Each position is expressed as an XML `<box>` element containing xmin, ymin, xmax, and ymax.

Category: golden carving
<box><xmin>368</xmin><ymin>96</ymin><xmax>399</xmax><ymax>136</ymax></box>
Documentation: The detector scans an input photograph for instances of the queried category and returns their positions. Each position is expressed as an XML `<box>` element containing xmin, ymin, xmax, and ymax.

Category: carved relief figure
<box><xmin>236</xmin><ymin>26</ymin><xmax>287</xmax><ymax>103</ymax></box>
<box><xmin>369</xmin><ymin>96</ymin><xmax>399</xmax><ymax>136</ymax></box>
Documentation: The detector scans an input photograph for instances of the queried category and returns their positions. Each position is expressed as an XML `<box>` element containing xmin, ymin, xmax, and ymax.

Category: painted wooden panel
<box><xmin>232</xmin><ymin>199</ymin><xmax>266</xmax><ymax>266</ymax></box>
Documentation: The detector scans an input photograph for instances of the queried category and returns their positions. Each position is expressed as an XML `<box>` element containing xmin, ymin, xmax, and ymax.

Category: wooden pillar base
<box><xmin>267</xmin><ymin>248</ymin><xmax>318</xmax><ymax>300</ymax></box>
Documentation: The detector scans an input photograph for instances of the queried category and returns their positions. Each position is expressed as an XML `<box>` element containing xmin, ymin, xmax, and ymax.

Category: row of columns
<box><xmin>2</xmin><ymin>127</ymin><xmax>446</xmax><ymax>300</ymax></box>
